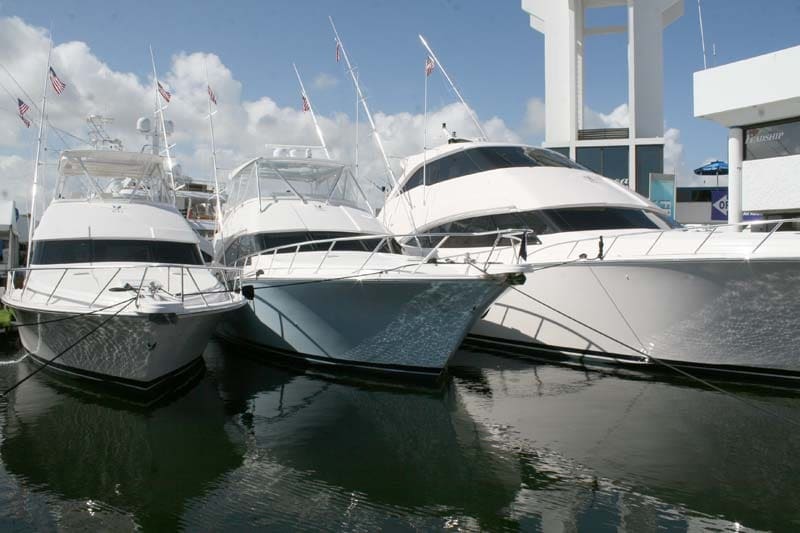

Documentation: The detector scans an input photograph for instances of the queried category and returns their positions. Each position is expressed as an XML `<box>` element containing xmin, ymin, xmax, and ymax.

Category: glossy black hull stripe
<box><xmin>464</xmin><ymin>333</ymin><xmax>800</xmax><ymax>382</ymax></box>
<box><xmin>26</xmin><ymin>353</ymin><xmax>205</xmax><ymax>392</ymax></box>
<box><xmin>215</xmin><ymin>332</ymin><xmax>444</xmax><ymax>378</ymax></box>
<box><xmin>464</xmin><ymin>334</ymin><xmax>648</xmax><ymax>363</ymax></box>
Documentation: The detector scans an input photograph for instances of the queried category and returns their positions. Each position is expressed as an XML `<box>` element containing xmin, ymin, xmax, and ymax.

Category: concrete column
<box><xmin>728</xmin><ymin>127</ymin><xmax>743</xmax><ymax>226</ymax></box>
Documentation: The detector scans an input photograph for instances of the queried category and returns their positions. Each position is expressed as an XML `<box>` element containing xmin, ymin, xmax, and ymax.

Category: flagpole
<box><xmin>354</xmin><ymin>68</ymin><xmax>359</xmax><ymax>183</ymax></box>
<box><xmin>329</xmin><ymin>16</ymin><xmax>398</xmax><ymax>188</ymax></box>
<box><xmin>418</xmin><ymin>34</ymin><xmax>487</xmax><ymax>141</ymax></box>
<box><xmin>204</xmin><ymin>60</ymin><xmax>225</xmax><ymax>265</ymax></box>
<box><xmin>149</xmin><ymin>45</ymin><xmax>176</xmax><ymax>192</ymax></box>
<box><xmin>26</xmin><ymin>35</ymin><xmax>53</xmax><ymax>266</ymax></box>
<box><xmin>293</xmin><ymin>63</ymin><xmax>331</xmax><ymax>159</ymax></box>
<box><xmin>422</xmin><ymin>59</ymin><xmax>429</xmax><ymax>205</ymax></box>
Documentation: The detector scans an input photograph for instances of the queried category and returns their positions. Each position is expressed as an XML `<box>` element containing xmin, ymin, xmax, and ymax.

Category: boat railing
<box><xmin>512</xmin><ymin>217</ymin><xmax>800</xmax><ymax>261</ymax></box>
<box><xmin>234</xmin><ymin>229</ymin><xmax>534</xmax><ymax>276</ymax></box>
<box><xmin>4</xmin><ymin>263</ymin><xmax>242</xmax><ymax>312</ymax></box>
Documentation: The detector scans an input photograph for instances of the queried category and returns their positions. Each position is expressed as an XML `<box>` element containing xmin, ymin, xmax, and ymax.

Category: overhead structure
<box><xmin>521</xmin><ymin>0</ymin><xmax>683</xmax><ymax>198</ymax></box>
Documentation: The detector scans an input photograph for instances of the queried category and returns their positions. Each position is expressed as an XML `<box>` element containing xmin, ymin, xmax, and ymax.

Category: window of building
<box><xmin>576</xmin><ymin>146</ymin><xmax>629</xmax><ymax>186</ymax></box>
<box><xmin>32</xmin><ymin>240</ymin><xmax>203</xmax><ymax>265</ymax></box>
<box><xmin>635</xmin><ymin>145</ymin><xmax>664</xmax><ymax>198</ymax></box>
<box><xmin>745</xmin><ymin>118</ymin><xmax>800</xmax><ymax>160</ymax></box>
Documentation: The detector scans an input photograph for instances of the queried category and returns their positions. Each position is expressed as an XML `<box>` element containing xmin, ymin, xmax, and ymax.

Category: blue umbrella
<box><xmin>693</xmin><ymin>160</ymin><xmax>728</xmax><ymax>175</ymax></box>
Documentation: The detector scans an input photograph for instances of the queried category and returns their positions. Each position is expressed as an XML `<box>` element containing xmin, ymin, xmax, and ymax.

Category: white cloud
<box><xmin>0</xmin><ymin>16</ymin><xmax>521</xmax><ymax>210</ymax></box>
<box><xmin>312</xmin><ymin>73</ymin><xmax>339</xmax><ymax>91</ymax></box>
<box><xmin>521</xmin><ymin>97</ymin><xmax>545</xmax><ymax>137</ymax></box>
<box><xmin>584</xmin><ymin>103</ymin><xmax>629</xmax><ymax>129</ymax></box>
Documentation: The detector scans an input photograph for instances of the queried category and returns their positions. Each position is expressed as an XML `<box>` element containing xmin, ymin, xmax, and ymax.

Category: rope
<box><xmin>5</xmin><ymin>297</ymin><xmax>147</xmax><ymax>328</ymax></box>
<box><xmin>466</xmin><ymin>261</ymin><xmax>800</xmax><ymax>430</ymax></box>
<box><xmin>1</xmin><ymin>297</ymin><xmax>136</xmax><ymax>397</ymax></box>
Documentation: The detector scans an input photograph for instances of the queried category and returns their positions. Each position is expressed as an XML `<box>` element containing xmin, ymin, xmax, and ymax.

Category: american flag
<box><xmin>18</xmin><ymin>113</ymin><xmax>30</xmax><ymax>128</ymax></box>
<box><xmin>425</xmin><ymin>56</ymin><xmax>435</xmax><ymax>77</ymax></box>
<box><xmin>207</xmin><ymin>84</ymin><xmax>217</xmax><ymax>105</ymax></box>
<box><xmin>158</xmin><ymin>81</ymin><xmax>171</xmax><ymax>103</ymax></box>
<box><xmin>17</xmin><ymin>98</ymin><xmax>30</xmax><ymax>116</ymax></box>
<box><xmin>335</xmin><ymin>41</ymin><xmax>341</xmax><ymax>63</ymax></box>
<box><xmin>49</xmin><ymin>67</ymin><xmax>66</xmax><ymax>94</ymax></box>
<box><xmin>301</xmin><ymin>95</ymin><xmax>310</xmax><ymax>112</ymax></box>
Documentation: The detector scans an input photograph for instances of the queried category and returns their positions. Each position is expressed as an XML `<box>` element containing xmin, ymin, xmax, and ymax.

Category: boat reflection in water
<box><xmin>0</xmin><ymin>341</ymin><xmax>792</xmax><ymax>530</ymax></box>
<box><xmin>0</xmin><ymin>353</ymin><xmax>245</xmax><ymax>531</ymax></box>
<box><xmin>451</xmin><ymin>348</ymin><xmax>800</xmax><ymax>532</ymax></box>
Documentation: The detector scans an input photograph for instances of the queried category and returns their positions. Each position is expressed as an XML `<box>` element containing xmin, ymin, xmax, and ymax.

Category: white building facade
<box><xmin>521</xmin><ymin>0</ymin><xmax>683</xmax><ymax>198</ymax></box>
<box><xmin>694</xmin><ymin>45</ymin><xmax>800</xmax><ymax>223</ymax></box>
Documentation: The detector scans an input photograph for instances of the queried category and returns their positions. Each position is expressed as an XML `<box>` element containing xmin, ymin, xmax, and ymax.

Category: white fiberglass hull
<box><xmin>11</xmin><ymin>306</ymin><xmax>226</xmax><ymax>390</ymax></box>
<box><xmin>218</xmin><ymin>277</ymin><xmax>510</xmax><ymax>377</ymax></box>
<box><xmin>469</xmin><ymin>258</ymin><xmax>800</xmax><ymax>379</ymax></box>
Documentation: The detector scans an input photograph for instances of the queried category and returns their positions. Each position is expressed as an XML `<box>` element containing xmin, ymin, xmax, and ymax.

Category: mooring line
<box><xmin>1</xmin><ymin>297</ymin><xmax>137</xmax><ymax>397</ymax></box>
<box><xmin>466</xmin><ymin>261</ymin><xmax>800</xmax><ymax>430</ymax></box>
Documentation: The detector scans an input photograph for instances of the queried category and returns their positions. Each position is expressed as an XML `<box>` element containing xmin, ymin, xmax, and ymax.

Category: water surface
<box><xmin>0</xmin><ymin>338</ymin><xmax>798</xmax><ymax>531</ymax></box>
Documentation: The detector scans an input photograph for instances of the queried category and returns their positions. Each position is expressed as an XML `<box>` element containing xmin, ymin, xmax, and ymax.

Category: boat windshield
<box><xmin>401</xmin><ymin>146</ymin><xmax>587</xmax><ymax>193</ymax></box>
<box><xmin>415</xmin><ymin>206</ymin><xmax>681</xmax><ymax>247</ymax></box>
<box><xmin>55</xmin><ymin>151</ymin><xmax>174</xmax><ymax>204</ymax></box>
<box><xmin>227</xmin><ymin>158</ymin><xmax>373</xmax><ymax>213</ymax></box>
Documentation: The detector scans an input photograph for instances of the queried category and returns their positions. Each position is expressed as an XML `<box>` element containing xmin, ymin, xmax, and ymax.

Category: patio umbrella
<box><xmin>694</xmin><ymin>160</ymin><xmax>728</xmax><ymax>186</ymax></box>
<box><xmin>693</xmin><ymin>160</ymin><xmax>728</xmax><ymax>175</ymax></box>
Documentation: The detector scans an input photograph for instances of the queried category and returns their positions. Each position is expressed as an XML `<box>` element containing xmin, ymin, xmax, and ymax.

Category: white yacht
<box><xmin>215</xmin><ymin>155</ymin><xmax>530</xmax><ymax>378</ymax></box>
<box><xmin>381</xmin><ymin>140</ymin><xmax>800</xmax><ymax>381</ymax></box>
<box><xmin>2</xmin><ymin>149</ymin><xmax>245</xmax><ymax>393</ymax></box>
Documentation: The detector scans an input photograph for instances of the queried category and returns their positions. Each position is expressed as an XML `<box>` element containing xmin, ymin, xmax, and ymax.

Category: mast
<box><xmin>26</xmin><ymin>35</ymin><xmax>53</xmax><ymax>266</ymax></box>
<box><xmin>418</xmin><ymin>34</ymin><xmax>487</xmax><ymax>141</ymax></box>
<box><xmin>149</xmin><ymin>45</ymin><xmax>176</xmax><ymax>190</ymax></box>
<box><xmin>354</xmin><ymin>68</ymin><xmax>359</xmax><ymax>182</ymax></box>
<box><xmin>204</xmin><ymin>60</ymin><xmax>225</xmax><ymax>264</ymax></box>
<box><xmin>329</xmin><ymin>16</ymin><xmax>397</xmax><ymax>188</ymax></box>
<box><xmin>293</xmin><ymin>62</ymin><xmax>331</xmax><ymax>159</ymax></box>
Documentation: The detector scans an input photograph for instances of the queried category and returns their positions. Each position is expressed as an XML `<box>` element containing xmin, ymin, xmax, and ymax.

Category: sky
<box><xmin>1</xmin><ymin>0</ymin><xmax>799</xmax><ymax>211</ymax></box>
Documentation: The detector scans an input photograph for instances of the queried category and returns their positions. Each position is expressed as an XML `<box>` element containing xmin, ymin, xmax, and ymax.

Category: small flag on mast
<box><xmin>425</xmin><ymin>56</ymin><xmax>435</xmax><ymax>77</ymax></box>
<box><xmin>17</xmin><ymin>98</ymin><xmax>30</xmax><ymax>128</ymax></box>
<box><xmin>157</xmin><ymin>82</ymin><xmax>171</xmax><ymax>103</ymax></box>
<box><xmin>49</xmin><ymin>67</ymin><xmax>66</xmax><ymax>94</ymax></box>
<box><xmin>207</xmin><ymin>85</ymin><xmax>217</xmax><ymax>105</ymax></box>
<box><xmin>301</xmin><ymin>95</ymin><xmax>310</xmax><ymax>112</ymax></box>
<box><xmin>335</xmin><ymin>40</ymin><xmax>341</xmax><ymax>63</ymax></box>
<box><xmin>17</xmin><ymin>98</ymin><xmax>30</xmax><ymax>116</ymax></box>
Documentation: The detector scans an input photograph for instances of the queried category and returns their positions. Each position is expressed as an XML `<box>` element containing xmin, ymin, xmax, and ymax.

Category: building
<box><xmin>521</xmin><ymin>0</ymin><xmax>683</xmax><ymax>198</ymax></box>
<box><xmin>694</xmin><ymin>45</ymin><xmax>800</xmax><ymax>224</ymax></box>
<box><xmin>0</xmin><ymin>201</ymin><xmax>21</xmax><ymax>283</ymax></box>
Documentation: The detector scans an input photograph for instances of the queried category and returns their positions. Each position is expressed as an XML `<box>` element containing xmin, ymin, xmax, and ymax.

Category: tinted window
<box><xmin>226</xmin><ymin>231</ymin><xmax>399</xmax><ymax>265</ymax></box>
<box><xmin>399</xmin><ymin>146</ymin><xmax>586</xmax><ymax>194</ymax></box>
<box><xmin>32</xmin><ymin>240</ymin><xmax>202</xmax><ymax>265</ymax></box>
<box><xmin>745</xmin><ymin>119</ymin><xmax>800</xmax><ymax>160</ymax></box>
<box><xmin>419</xmin><ymin>207</ymin><xmax>679</xmax><ymax>248</ymax></box>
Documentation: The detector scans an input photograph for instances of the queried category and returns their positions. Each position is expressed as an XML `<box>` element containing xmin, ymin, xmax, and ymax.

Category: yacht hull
<box><xmin>217</xmin><ymin>277</ymin><xmax>508</xmax><ymax>377</ymax></box>
<box><xmin>10</xmin><ymin>307</ymin><xmax>225</xmax><ymax>392</ymax></box>
<box><xmin>467</xmin><ymin>258</ymin><xmax>800</xmax><ymax>380</ymax></box>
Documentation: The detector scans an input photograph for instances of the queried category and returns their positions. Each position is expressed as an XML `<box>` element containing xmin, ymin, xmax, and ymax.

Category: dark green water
<box><xmin>0</xmin><ymin>338</ymin><xmax>798</xmax><ymax>532</ymax></box>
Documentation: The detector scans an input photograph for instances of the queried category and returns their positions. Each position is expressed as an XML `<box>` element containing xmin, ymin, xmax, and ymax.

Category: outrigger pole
<box><xmin>329</xmin><ymin>16</ymin><xmax>398</xmax><ymax>188</ymax></box>
<box><xmin>293</xmin><ymin>62</ymin><xmax>331</xmax><ymax>160</ymax></box>
<box><xmin>204</xmin><ymin>59</ymin><xmax>225</xmax><ymax>264</ymax></box>
<box><xmin>418</xmin><ymin>34</ymin><xmax>488</xmax><ymax>141</ymax></box>
<box><xmin>149</xmin><ymin>45</ymin><xmax>176</xmax><ymax>191</ymax></box>
<box><xmin>26</xmin><ymin>34</ymin><xmax>53</xmax><ymax>266</ymax></box>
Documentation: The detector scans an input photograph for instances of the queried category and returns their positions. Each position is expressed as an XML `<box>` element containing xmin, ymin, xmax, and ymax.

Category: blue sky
<box><xmin>2</xmin><ymin>0</ymin><xmax>800</xmax><ymax>188</ymax></box>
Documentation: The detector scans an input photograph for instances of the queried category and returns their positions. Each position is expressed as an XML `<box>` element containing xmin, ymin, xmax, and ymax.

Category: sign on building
<box><xmin>649</xmin><ymin>173</ymin><xmax>676</xmax><ymax>219</ymax></box>
<box><xmin>711</xmin><ymin>189</ymin><xmax>728</xmax><ymax>221</ymax></box>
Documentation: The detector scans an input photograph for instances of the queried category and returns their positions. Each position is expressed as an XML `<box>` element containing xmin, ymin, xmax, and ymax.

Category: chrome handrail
<box><xmin>234</xmin><ymin>229</ymin><xmax>531</xmax><ymax>278</ymax></box>
<box><xmin>4</xmin><ymin>263</ymin><xmax>241</xmax><ymax>312</ymax></box>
